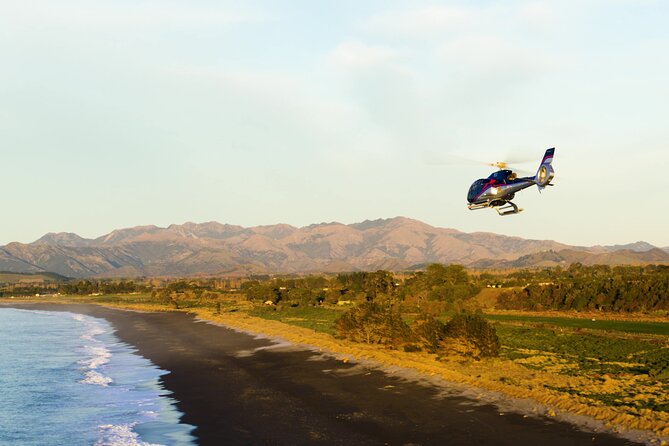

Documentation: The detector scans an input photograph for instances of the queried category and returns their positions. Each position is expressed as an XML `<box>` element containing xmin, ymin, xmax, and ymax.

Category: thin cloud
<box><xmin>361</xmin><ymin>5</ymin><xmax>478</xmax><ymax>36</ymax></box>
<box><xmin>438</xmin><ymin>35</ymin><xmax>550</xmax><ymax>75</ymax></box>
<box><xmin>328</xmin><ymin>41</ymin><xmax>402</xmax><ymax>70</ymax></box>
<box><xmin>517</xmin><ymin>2</ymin><xmax>559</xmax><ymax>25</ymax></box>
<box><xmin>0</xmin><ymin>1</ymin><xmax>268</xmax><ymax>29</ymax></box>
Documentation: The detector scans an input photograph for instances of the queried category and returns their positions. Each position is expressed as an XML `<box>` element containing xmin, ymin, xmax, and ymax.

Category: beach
<box><xmin>3</xmin><ymin>303</ymin><xmax>642</xmax><ymax>445</ymax></box>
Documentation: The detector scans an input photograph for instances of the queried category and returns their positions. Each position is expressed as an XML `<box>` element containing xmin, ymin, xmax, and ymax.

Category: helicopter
<box><xmin>466</xmin><ymin>148</ymin><xmax>555</xmax><ymax>216</ymax></box>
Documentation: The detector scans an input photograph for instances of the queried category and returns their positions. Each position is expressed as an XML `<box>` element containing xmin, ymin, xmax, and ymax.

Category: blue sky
<box><xmin>2</xmin><ymin>0</ymin><xmax>668</xmax><ymax>247</ymax></box>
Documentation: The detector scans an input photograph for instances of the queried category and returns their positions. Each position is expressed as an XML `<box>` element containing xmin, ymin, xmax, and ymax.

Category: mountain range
<box><xmin>1</xmin><ymin>217</ymin><xmax>667</xmax><ymax>278</ymax></box>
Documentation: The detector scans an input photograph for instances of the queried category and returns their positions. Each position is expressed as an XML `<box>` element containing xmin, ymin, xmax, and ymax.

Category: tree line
<box><xmin>3</xmin><ymin>263</ymin><xmax>667</xmax><ymax>315</ymax></box>
<box><xmin>497</xmin><ymin>264</ymin><xmax>669</xmax><ymax>312</ymax></box>
<box><xmin>60</xmin><ymin>280</ymin><xmax>149</xmax><ymax>295</ymax></box>
<box><xmin>243</xmin><ymin>264</ymin><xmax>498</xmax><ymax>358</ymax></box>
<box><xmin>241</xmin><ymin>264</ymin><xmax>481</xmax><ymax>310</ymax></box>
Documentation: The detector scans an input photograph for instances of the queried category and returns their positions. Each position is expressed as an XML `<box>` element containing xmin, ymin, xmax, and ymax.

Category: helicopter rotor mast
<box><xmin>488</xmin><ymin>161</ymin><xmax>509</xmax><ymax>170</ymax></box>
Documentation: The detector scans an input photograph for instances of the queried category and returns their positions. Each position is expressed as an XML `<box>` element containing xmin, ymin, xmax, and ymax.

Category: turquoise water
<box><xmin>0</xmin><ymin>308</ymin><xmax>196</xmax><ymax>445</ymax></box>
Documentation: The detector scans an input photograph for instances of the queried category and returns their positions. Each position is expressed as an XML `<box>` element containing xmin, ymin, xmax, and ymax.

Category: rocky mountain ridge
<box><xmin>1</xmin><ymin>217</ymin><xmax>666</xmax><ymax>278</ymax></box>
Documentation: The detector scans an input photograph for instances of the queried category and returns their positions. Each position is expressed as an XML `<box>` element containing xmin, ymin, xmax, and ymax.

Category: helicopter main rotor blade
<box><xmin>424</xmin><ymin>148</ymin><xmax>560</xmax><ymax>180</ymax></box>
<box><xmin>504</xmin><ymin>156</ymin><xmax>535</xmax><ymax>165</ymax></box>
<box><xmin>513</xmin><ymin>167</ymin><xmax>535</xmax><ymax>176</ymax></box>
<box><xmin>422</xmin><ymin>151</ymin><xmax>484</xmax><ymax>166</ymax></box>
<box><xmin>501</xmin><ymin>148</ymin><xmax>539</xmax><ymax>165</ymax></box>
<box><xmin>424</xmin><ymin>151</ymin><xmax>536</xmax><ymax>176</ymax></box>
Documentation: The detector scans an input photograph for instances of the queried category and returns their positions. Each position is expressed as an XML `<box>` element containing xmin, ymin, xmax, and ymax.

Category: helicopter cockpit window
<box><xmin>487</xmin><ymin>170</ymin><xmax>512</xmax><ymax>183</ymax></box>
<box><xmin>467</xmin><ymin>179</ymin><xmax>487</xmax><ymax>202</ymax></box>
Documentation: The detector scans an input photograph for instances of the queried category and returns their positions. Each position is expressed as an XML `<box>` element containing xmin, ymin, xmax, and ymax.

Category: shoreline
<box><xmin>1</xmin><ymin>302</ymin><xmax>660</xmax><ymax>445</ymax></box>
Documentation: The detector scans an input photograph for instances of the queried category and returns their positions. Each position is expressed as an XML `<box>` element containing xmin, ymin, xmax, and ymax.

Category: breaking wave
<box><xmin>0</xmin><ymin>308</ymin><xmax>195</xmax><ymax>445</ymax></box>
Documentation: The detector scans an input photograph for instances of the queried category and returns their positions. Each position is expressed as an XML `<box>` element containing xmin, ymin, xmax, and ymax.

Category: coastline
<box><xmin>1</xmin><ymin>302</ymin><xmax>656</xmax><ymax>445</ymax></box>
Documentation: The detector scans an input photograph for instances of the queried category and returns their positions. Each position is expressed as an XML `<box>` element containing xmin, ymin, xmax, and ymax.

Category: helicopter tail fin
<box><xmin>535</xmin><ymin>147</ymin><xmax>555</xmax><ymax>189</ymax></box>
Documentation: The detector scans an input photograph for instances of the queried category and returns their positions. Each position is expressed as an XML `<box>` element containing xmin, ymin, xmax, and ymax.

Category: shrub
<box><xmin>403</xmin><ymin>344</ymin><xmax>422</xmax><ymax>352</ymax></box>
<box><xmin>412</xmin><ymin>315</ymin><xmax>448</xmax><ymax>353</ymax></box>
<box><xmin>444</xmin><ymin>314</ymin><xmax>500</xmax><ymax>358</ymax></box>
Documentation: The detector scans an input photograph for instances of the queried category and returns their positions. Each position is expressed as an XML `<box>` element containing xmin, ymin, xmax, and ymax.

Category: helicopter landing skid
<box><xmin>467</xmin><ymin>202</ymin><xmax>489</xmax><ymax>211</ymax></box>
<box><xmin>495</xmin><ymin>201</ymin><xmax>522</xmax><ymax>216</ymax></box>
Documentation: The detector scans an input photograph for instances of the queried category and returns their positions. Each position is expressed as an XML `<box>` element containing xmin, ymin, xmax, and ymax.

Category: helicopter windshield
<box><xmin>487</xmin><ymin>170</ymin><xmax>512</xmax><ymax>183</ymax></box>
<box><xmin>467</xmin><ymin>179</ymin><xmax>487</xmax><ymax>202</ymax></box>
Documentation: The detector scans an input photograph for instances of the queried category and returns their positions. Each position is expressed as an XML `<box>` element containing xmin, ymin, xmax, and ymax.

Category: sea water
<box><xmin>0</xmin><ymin>308</ymin><xmax>196</xmax><ymax>446</ymax></box>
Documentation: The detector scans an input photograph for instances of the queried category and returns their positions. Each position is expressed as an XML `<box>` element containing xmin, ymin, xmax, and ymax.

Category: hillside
<box><xmin>1</xmin><ymin>217</ymin><xmax>665</xmax><ymax>278</ymax></box>
<box><xmin>470</xmin><ymin>248</ymin><xmax>669</xmax><ymax>269</ymax></box>
<box><xmin>0</xmin><ymin>271</ymin><xmax>68</xmax><ymax>283</ymax></box>
<box><xmin>0</xmin><ymin>217</ymin><xmax>569</xmax><ymax>277</ymax></box>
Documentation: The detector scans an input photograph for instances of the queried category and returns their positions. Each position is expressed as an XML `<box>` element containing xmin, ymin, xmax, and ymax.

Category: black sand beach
<box><xmin>3</xmin><ymin>303</ymin><xmax>640</xmax><ymax>445</ymax></box>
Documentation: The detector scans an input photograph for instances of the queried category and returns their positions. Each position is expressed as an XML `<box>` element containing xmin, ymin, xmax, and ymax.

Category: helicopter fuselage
<box><xmin>467</xmin><ymin>170</ymin><xmax>535</xmax><ymax>205</ymax></box>
<box><xmin>466</xmin><ymin>148</ymin><xmax>555</xmax><ymax>216</ymax></box>
<box><xmin>466</xmin><ymin>170</ymin><xmax>538</xmax><ymax>215</ymax></box>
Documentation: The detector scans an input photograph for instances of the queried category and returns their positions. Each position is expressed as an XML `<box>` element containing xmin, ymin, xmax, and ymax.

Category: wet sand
<box><xmin>3</xmin><ymin>303</ymin><xmax>641</xmax><ymax>445</ymax></box>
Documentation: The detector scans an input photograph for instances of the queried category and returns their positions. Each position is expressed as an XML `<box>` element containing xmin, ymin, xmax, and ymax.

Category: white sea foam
<box><xmin>82</xmin><ymin>324</ymin><xmax>107</xmax><ymax>341</ymax></box>
<box><xmin>73</xmin><ymin>314</ymin><xmax>114</xmax><ymax>386</ymax></box>
<box><xmin>76</xmin><ymin>314</ymin><xmax>108</xmax><ymax>341</ymax></box>
<box><xmin>94</xmin><ymin>423</ymin><xmax>164</xmax><ymax>446</ymax></box>
<box><xmin>80</xmin><ymin>345</ymin><xmax>112</xmax><ymax>369</ymax></box>
<box><xmin>0</xmin><ymin>309</ymin><xmax>195</xmax><ymax>445</ymax></box>
<box><xmin>81</xmin><ymin>370</ymin><xmax>113</xmax><ymax>386</ymax></box>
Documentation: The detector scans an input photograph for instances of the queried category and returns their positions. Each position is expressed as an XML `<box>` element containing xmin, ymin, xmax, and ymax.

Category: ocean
<box><xmin>0</xmin><ymin>308</ymin><xmax>196</xmax><ymax>446</ymax></box>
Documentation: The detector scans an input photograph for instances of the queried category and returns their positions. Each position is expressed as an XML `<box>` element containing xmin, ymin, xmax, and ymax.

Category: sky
<box><xmin>1</xmin><ymin>0</ymin><xmax>668</xmax><ymax>247</ymax></box>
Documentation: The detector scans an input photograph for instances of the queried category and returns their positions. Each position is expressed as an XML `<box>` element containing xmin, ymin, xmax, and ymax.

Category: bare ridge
<box><xmin>2</xmin><ymin>218</ymin><xmax>666</xmax><ymax>278</ymax></box>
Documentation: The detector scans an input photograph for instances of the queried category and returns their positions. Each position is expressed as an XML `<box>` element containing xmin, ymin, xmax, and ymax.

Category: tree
<box><xmin>443</xmin><ymin>314</ymin><xmax>500</xmax><ymax>358</ymax></box>
<box><xmin>335</xmin><ymin>301</ymin><xmax>413</xmax><ymax>347</ymax></box>
<box><xmin>411</xmin><ymin>314</ymin><xmax>448</xmax><ymax>353</ymax></box>
<box><xmin>363</xmin><ymin>270</ymin><xmax>396</xmax><ymax>302</ymax></box>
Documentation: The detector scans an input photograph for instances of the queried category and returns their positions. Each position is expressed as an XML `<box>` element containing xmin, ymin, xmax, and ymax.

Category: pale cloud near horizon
<box><xmin>437</xmin><ymin>35</ymin><xmax>552</xmax><ymax>75</ymax></box>
<box><xmin>0</xmin><ymin>1</ymin><xmax>269</xmax><ymax>28</ymax></box>
<box><xmin>517</xmin><ymin>2</ymin><xmax>560</xmax><ymax>26</ymax></box>
<box><xmin>361</xmin><ymin>5</ymin><xmax>478</xmax><ymax>36</ymax></box>
<box><xmin>328</xmin><ymin>41</ymin><xmax>403</xmax><ymax>70</ymax></box>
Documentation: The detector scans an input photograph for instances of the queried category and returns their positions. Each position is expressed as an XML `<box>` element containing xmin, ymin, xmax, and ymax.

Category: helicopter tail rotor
<box><xmin>534</xmin><ymin>148</ymin><xmax>555</xmax><ymax>189</ymax></box>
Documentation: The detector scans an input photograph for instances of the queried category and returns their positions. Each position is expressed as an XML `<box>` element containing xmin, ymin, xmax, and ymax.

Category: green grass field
<box><xmin>494</xmin><ymin>322</ymin><xmax>669</xmax><ymax>410</ymax></box>
<box><xmin>483</xmin><ymin>313</ymin><xmax>669</xmax><ymax>336</ymax></box>
<box><xmin>496</xmin><ymin>324</ymin><xmax>664</xmax><ymax>368</ymax></box>
<box><xmin>484</xmin><ymin>313</ymin><xmax>669</xmax><ymax>385</ymax></box>
<box><xmin>249</xmin><ymin>305</ymin><xmax>343</xmax><ymax>335</ymax></box>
